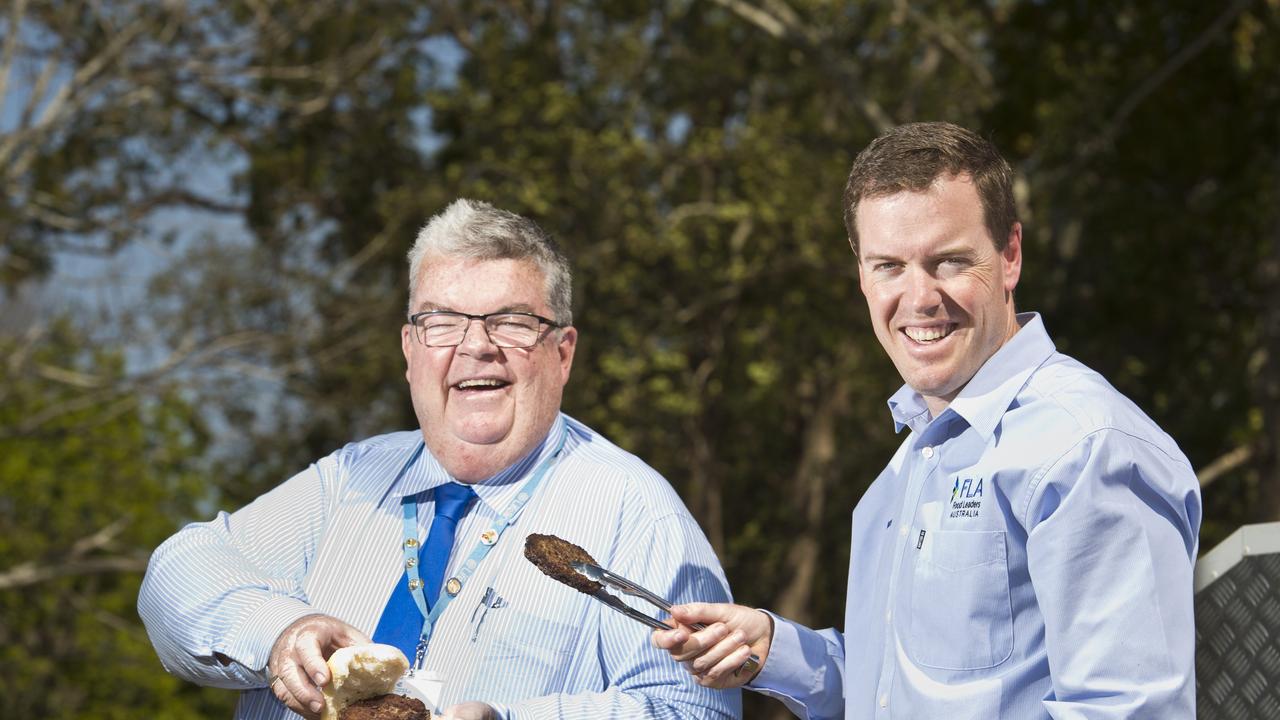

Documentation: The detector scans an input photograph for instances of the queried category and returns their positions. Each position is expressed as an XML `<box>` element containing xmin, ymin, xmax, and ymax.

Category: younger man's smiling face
<box><xmin>856</xmin><ymin>174</ymin><xmax>1022</xmax><ymax>416</ymax></box>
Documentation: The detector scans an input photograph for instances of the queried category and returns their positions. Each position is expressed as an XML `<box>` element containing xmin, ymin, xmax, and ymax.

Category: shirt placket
<box><xmin>874</xmin><ymin>432</ymin><xmax>942</xmax><ymax>718</ymax></box>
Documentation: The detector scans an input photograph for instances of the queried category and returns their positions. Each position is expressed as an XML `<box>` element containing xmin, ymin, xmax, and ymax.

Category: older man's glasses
<box><xmin>408</xmin><ymin>311</ymin><xmax>563</xmax><ymax>349</ymax></box>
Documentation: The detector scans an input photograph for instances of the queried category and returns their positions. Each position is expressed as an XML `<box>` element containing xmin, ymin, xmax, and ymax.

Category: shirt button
<box><xmin>885</xmin><ymin>610</ymin><xmax>891</xmax><ymax>623</ymax></box>
<box><xmin>921</xmin><ymin>446</ymin><xmax>934</xmax><ymax>459</ymax></box>
<box><xmin>880</xmin><ymin>694</ymin><xmax>888</xmax><ymax>708</ymax></box>
<box><xmin>899</xmin><ymin>525</ymin><xmax>908</xmax><ymax>537</ymax></box>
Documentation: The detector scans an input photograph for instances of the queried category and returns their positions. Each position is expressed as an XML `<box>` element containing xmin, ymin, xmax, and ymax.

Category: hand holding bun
<box><xmin>268</xmin><ymin>614</ymin><xmax>373</xmax><ymax>718</ymax></box>
<box><xmin>320</xmin><ymin>643</ymin><xmax>411</xmax><ymax>720</ymax></box>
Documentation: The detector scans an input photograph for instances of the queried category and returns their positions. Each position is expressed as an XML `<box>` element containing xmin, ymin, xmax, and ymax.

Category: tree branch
<box><xmin>703</xmin><ymin>0</ymin><xmax>893</xmax><ymax>131</ymax></box>
<box><xmin>0</xmin><ymin>329</ymin><xmax>273</xmax><ymax>439</ymax></box>
<box><xmin>0</xmin><ymin>0</ymin><xmax>28</xmax><ymax>112</ymax></box>
<box><xmin>897</xmin><ymin>0</ymin><xmax>995</xmax><ymax>91</ymax></box>
<box><xmin>0</xmin><ymin>555</ymin><xmax>150</xmax><ymax>590</ymax></box>
<box><xmin>707</xmin><ymin>0</ymin><xmax>787</xmax><ymax>38</ymax></box>
<box><xmin>1038</xmin><ymin>0</ymin><xmax>1254</xmax><ymax>175</ymax></box>
<box><xmin>1197</xmin><ymin>444</ymin><xmax>1253</xmax><ymax>488</ymax></box>
<box><xmin>0</xmin><ymin>516</ymin><xmax>147</xmax><ymax>590</ymax></box>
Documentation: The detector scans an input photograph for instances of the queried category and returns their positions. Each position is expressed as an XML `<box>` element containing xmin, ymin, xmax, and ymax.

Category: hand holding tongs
<box><xmin>572</xmin><ymin>561</ymin><xmax>762</xmax><ymax>677</ymax></box>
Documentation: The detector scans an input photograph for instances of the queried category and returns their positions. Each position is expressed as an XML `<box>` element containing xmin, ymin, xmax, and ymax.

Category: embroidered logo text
<box><xmin>950</xmin><ymin>477</ymin><xmax>984</xmax><ymax>518</ymax></box>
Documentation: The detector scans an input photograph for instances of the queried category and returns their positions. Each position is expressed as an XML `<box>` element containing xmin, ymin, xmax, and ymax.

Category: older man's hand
<box><xmin>267</xmin><ymin>613</ymin><xmax>371</xmax><ymax>718</ymax></box>
<box><xmin>651</xmin><ymin>602</ymin><xmax>773</xmax><ymax>690</ymax></box>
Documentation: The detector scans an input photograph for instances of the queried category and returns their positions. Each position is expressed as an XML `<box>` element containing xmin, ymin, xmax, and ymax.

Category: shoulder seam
<box><xmin>1020</xmin><ymin>426</ymin><xmax>1192</xmax><ymax>529</ymax></box>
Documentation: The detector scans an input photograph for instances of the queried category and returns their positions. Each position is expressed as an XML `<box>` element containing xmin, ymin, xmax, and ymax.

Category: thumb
<box><xmin>343</xmin><ymin>624</ymin><xmax>373</xmax><ymax>646</ymax></box>
<box><xmin>320</xmin><ymin>620</ymin><xmax>371</xmax><ymax>652</ymax></box>
<box><xmin>313</xmin><ymin>622</ymin><xmax>371</xmax><ymax>685</ymax></box>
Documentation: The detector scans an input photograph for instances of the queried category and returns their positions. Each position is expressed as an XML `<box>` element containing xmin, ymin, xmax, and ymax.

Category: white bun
<box><xmin>320</xmin><ymin>643</ymin><xmax>410</xmax><ymax>720</ymax></box>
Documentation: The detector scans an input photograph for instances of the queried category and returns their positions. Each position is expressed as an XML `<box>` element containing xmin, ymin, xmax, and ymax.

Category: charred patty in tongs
<box><xmin>524</xmin><ymin>533</ymin><xmax>603</xmax><ymax>594</ymax></box>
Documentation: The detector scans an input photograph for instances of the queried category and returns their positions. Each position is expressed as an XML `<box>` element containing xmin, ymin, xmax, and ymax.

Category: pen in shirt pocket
<box><xmin>470</xmin><ymin>586</ymin><xmax>507</xmax><ymax>641</ymax></box>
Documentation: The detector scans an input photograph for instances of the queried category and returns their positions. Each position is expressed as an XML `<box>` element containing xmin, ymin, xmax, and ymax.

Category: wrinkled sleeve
<box><xmin>1024</xmin><ymin>429</ymin><xmax>1200</xmax><ymax>718</ymax></box>
<box><xmin>500</xmin><ymin>512</ymin><xmax>742</xmax><ymax>720</ymax></box>
<box><xmin>137</xmin><ymin>456</ymin><xmax>338</xmax><ymax>688</ymax></box>
<box><xmin>747</xmin><ymin>612</ymin><xmax>846</xmax><ymax>720</ymax></box>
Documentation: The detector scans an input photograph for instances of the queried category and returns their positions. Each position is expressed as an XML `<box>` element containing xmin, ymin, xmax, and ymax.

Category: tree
<box><xmin>0</xmin><ymin>317</ymin><xmax>233</xmax><ymax>718</ymax></box>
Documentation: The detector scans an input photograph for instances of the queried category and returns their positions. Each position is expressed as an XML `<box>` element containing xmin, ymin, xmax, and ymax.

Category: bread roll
<box><xmin>320</xmin><ymin>643</ymin><xmax>410</xmax><ymax>720</ymax></box>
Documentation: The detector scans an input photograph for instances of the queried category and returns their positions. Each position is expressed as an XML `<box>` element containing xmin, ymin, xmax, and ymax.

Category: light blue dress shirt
<box><xmin>753</xmin><ymin>313</ymin><xmax>1200</xmax><ymax>719</ymax></box>
<box><xmin>138</xmin><ymin>414</ymin><xmax>741</xmax><ymax>720</ymax></box>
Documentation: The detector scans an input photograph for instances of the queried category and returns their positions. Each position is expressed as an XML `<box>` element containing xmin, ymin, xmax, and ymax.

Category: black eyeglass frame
<box><xmin>406</xmin><ymin>310</ymin><xmax>565</xmax><ymax>349</ymax></box>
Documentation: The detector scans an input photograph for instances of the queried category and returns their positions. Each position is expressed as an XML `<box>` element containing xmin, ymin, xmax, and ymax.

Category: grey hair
<box><xmin>406</xmin><ymin>199</ymin><xmax>573</xmax><ymax>325</ymax></box>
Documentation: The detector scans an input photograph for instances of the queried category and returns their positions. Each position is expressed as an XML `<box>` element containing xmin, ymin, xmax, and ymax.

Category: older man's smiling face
<box><xmin>401</xmin><ymin>256</ymin><xmax>576</xmax><ymax>481</ymax></box>
<box><xmin>856</xmin><ymin>175</ymin><xmax>1022</xmax><ymax>417</ymax></box>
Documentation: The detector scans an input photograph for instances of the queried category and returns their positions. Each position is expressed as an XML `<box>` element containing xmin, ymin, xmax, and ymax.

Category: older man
<box><xmin>653</xmin><ymin>122</ymin><xmax>1201</xmax><ymax>718</ymax></box>
<box><xmin>139</xmin><ymin>199</ymin><xmax>740</xmax><ymax>720</ymax></box>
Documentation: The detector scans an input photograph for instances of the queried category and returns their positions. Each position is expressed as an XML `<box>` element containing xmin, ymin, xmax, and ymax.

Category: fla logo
<box><xmin>949</xmin><ymin>476</ymin><xmax>984</xmax><ymax>518</ymax></box>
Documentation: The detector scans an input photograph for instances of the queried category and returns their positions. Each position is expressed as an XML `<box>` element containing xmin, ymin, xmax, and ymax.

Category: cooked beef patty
<box><xmin>524</xmin><ymin>533</ymin><xmax>603</xmax><ymax>594</ymax></box>
<box><xmin>339</xmin><ymin>694</ymin><xmax>429</xmax><ymax>720</ymax></box>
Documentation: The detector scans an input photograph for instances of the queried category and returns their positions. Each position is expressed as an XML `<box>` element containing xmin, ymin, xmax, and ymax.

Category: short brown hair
<box><xmin>842</xmin><ymin>122</ymin><xmax>1017</xmax><ymax>257</ymax></box>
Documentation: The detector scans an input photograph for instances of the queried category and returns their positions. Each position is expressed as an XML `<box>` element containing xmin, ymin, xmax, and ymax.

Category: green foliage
<box><xmin>0</xmin><ymin>321</ymin><xmax>233</xmax><ymax>718</ymax></box>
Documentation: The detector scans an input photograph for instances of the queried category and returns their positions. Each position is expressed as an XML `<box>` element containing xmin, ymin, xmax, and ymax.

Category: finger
<box><xmin>324</xmin><ymin>619</ymin><xmax>372</xmax><ymax>654</ymax></box>
<box><xmin>314</xmin><ymin>620</ymin><xmax>370</xmax><ymax>685</ymax></box>
<box><xmin>650</xmin><ymin>626</ymin><xmax>689</xmax><ymax>650</ymax></box>
<box><xmin>672</xmin><ymin>603</ymin><xmax>752</xmax><ymax>632</ymax></box>
<box><xmin>279</xmin><ymin>641</ymin><xmax>325</xmax><ymax>715</ymax></box>
<box><xmin>267</xmin><ymin>642</ymin><xmax>290</xmax><ymax>686</ymax></box>
<box><xmin>295</xmin><ymin>632</ymin><xmax>330</xmax><ymax>688</ymax></box>
<box><xmin>668</xmin><ymin>602</ymin><xmax>717</xmax><ymax>625</ymax></box>
<box><xmin>270</xmin><ymin>674</ymin><xmax>291</xmax><ymax>705</ymax></box>
<box><xmin>701</xmin><ymin>641</ymin><xmax>756</xmax><ymax>684</ymax></box>
<box><xmin>277</xmin><ymin>662</ymin><xmax>319</xmax><ymax>715</ymax></box>
<box><xmin>688</xmin><ymin>628</ymin><xmax>746</xmax><ymax>674</ymax></box>
<box><xmin>670</xmin><ymin>622</ymin><xmax>732</xmax><ymax>663</ymax></box>
<box><xmin>345</xmin><ymin>625</ymin><xmax>373</xmax><ymax>646</ymax></box>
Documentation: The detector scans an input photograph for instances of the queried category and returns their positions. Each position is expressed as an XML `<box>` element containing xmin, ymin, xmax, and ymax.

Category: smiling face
<box><xmin>856</xmin><ymin>174</ymin><xmax>1022</xmax><ymax>417</ymax></box>
<box><xmin>401</xmin><ymin>256</ymin><xmax>577</xmax><ymax>481</ymax></box>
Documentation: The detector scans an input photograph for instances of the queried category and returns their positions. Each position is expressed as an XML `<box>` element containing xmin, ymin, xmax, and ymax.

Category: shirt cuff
<box><xmin>752</xmin><ymin>607</ymin><xmax>803</xmax><ymax>691</ymax></box>
<box><xmin>215</xmin><ymin>595</ymin><xmax>319</xmax><ymax>679</ymax></box>
<box><xmin>748</xmin><ymin>610</ymin><xmax>824</xmax><ymax>709</ymax></box>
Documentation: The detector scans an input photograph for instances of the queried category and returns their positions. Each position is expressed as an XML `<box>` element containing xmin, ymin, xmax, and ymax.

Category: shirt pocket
<box><xmin>463</xmin><ymin>604</ymin><xmax>581</xmax><ymax>702</ymax></box>
<box><xmin>903</xmin><ymin>528</ymin><xmax>1013</xmax><ymax>671</ymax></box>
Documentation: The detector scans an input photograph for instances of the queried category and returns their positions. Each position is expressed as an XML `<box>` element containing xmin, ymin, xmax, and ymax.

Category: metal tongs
<box><xmin>572</xmin><ymin>561</ymin><xmax>761</xmax><ymax>676</ymax></box>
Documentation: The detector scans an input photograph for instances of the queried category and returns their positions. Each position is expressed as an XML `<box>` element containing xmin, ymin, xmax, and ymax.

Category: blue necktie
<box><xmin>373</xmin><ymin>482</ymin><xmax>477</xmax><ymax>658</ymax></box>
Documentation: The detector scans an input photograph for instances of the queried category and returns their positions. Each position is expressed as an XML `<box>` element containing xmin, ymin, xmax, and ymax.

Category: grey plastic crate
<box><xmin>1195</xmin><ymin>522</ymin><xmax>1280</xmax><ymax>719</ymax></box>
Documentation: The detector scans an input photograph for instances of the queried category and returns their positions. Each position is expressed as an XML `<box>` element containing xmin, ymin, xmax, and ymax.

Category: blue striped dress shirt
<box><xmin>752</xmin><ymin>313</ymin><xmax>1200</xmax><ymax>718</ymax></box>
<box><xmin>138</xmin><ymin>414</ymin><xmax>741</xmax><ymax>719</ymax></box>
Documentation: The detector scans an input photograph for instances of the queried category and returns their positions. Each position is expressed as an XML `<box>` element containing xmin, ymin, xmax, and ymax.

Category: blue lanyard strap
<box><xmin>399</xmin><ymin>426</ymin><xmax>569</xmax><ymax>668</ymax></box>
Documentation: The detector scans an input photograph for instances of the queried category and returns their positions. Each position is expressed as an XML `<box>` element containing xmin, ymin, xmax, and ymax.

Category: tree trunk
<box><xmin>772</xmin><ymin>374</ymin><xmax>850</xmax><ymax>624</ymax></box>
<box><xmin>685</xmin><ymin>415</ymin><xmax>726</xmax><ymax>557</ymax></box>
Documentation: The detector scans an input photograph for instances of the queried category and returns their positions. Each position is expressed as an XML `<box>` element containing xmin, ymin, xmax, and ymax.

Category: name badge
<box><xmin>396</xmin><ymin>670</ymin><xmax>444</xmax><ymax>714</ymax></box>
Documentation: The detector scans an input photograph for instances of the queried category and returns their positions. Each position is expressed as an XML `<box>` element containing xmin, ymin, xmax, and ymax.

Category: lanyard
<box><xmin>399</xmin><ymin>426</ymin><xmax>568</xmax><ymax>668</ymax></box>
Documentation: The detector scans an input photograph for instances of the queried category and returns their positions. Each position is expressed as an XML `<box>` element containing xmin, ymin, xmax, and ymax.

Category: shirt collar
<box><xmin>887</xmin><ymin>384</ymin><xmax>932</xmax><ymax>435</ymax></box>
<box><xmin>887</xmin><ymin>313</ymin><xmax>1055</xmax><ymax>440</ymax></box>
<box><xmin>392</xmin><ymin>414</ymin><xmax>568</xmax><ymax>518</ymax></box>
